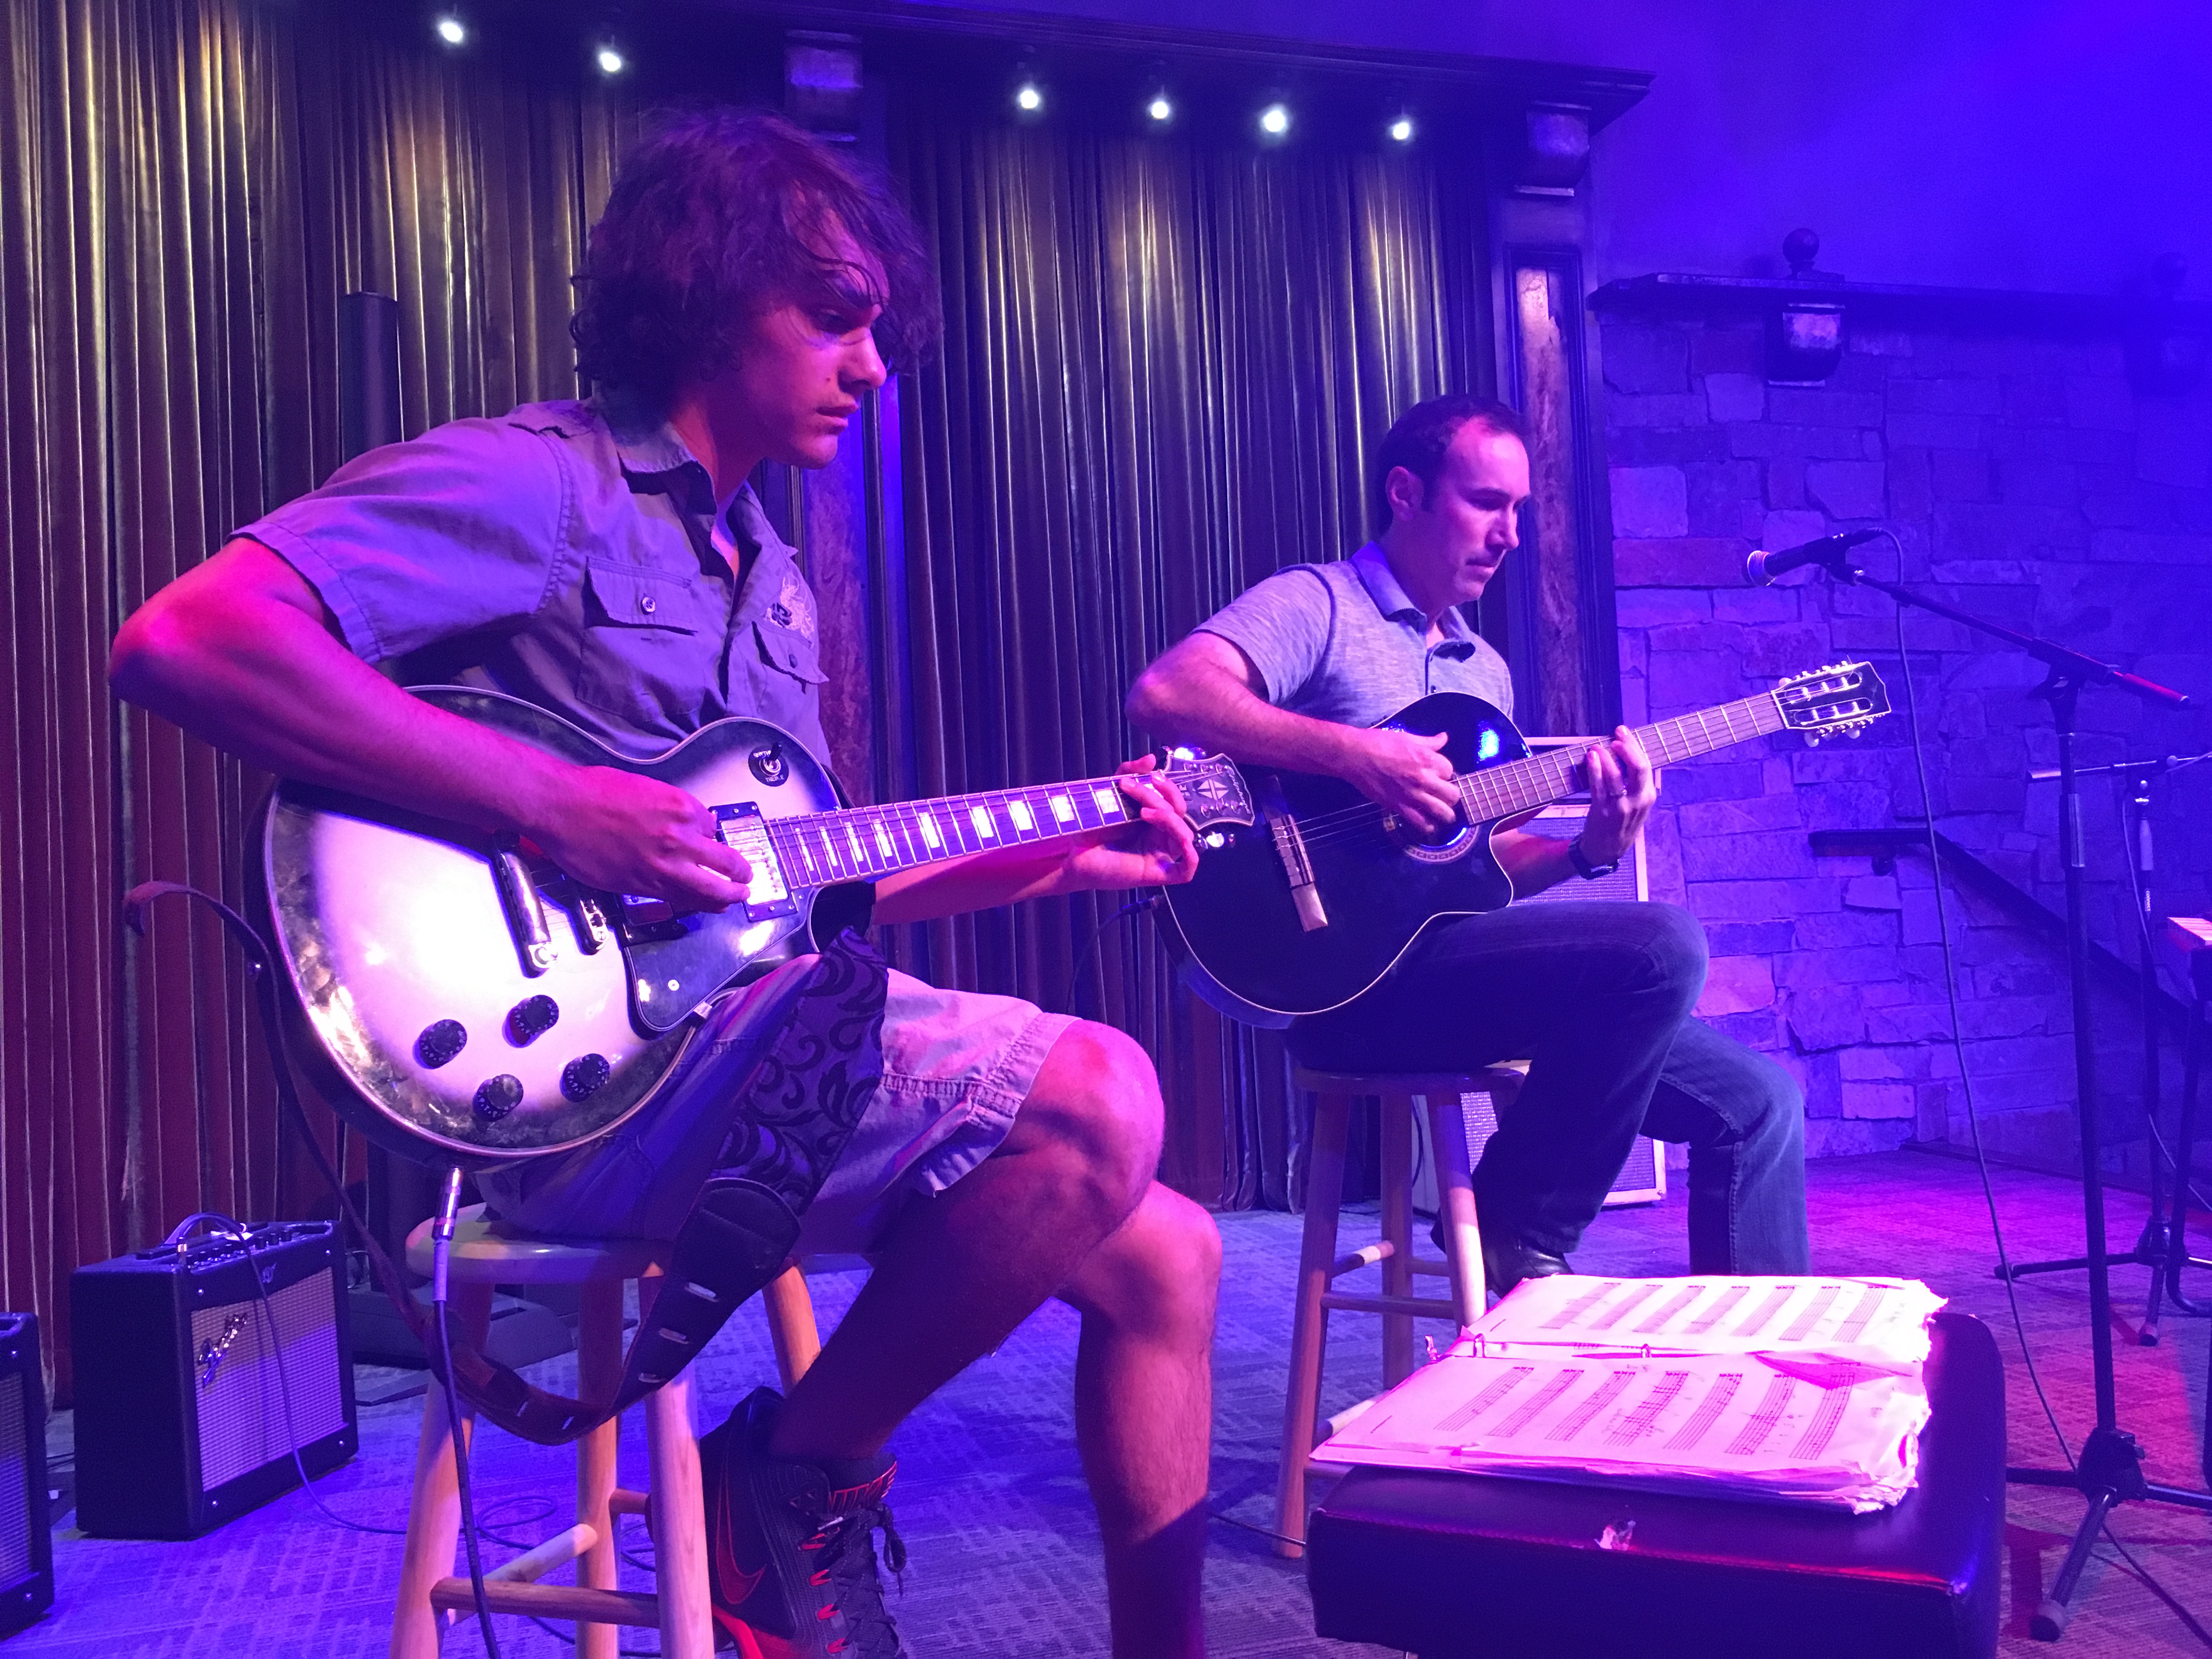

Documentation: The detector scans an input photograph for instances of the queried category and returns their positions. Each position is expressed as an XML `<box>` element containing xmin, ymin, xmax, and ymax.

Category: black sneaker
<box><xmin>702</xmin><ymin>1386</ymin><xmax>910</xmax><ymax>1658</ymax></box>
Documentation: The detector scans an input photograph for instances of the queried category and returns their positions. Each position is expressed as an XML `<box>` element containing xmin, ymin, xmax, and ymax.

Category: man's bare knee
<box><xmin>1063</xmin><ymin>1185</ymin><xmax>1221</xmax><ymax>1344</ymax></box>
<box><xmin>1019</xmin><ymin>1020</ymin><xmax>1164</xmax><ymax>1229</ymax></box>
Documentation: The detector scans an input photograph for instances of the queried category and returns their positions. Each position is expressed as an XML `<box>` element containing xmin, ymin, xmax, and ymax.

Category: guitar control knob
<box><xmin>505</xmin><ymin>995</ymin><xmax>560</xmax><ymax>1045</ymax></box>
<box><xmin>561</xmin><ymin>1054</ymin><xmax>612</xmax><ymax>1102</ymax></box>
<box><xmin>472</xmin><ymin>1075</ymin><xmax>523</xmax><ymax>1121</ymax></box>
<box><xmin>416</xmin><ymin>1020</ymin><xmax>468</xmax><ymax>1069</ymax></box>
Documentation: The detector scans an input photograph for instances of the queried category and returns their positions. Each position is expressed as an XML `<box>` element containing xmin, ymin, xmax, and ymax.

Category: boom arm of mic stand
<box><xmin>1822</xmin><ymin>558</ymin><xmax>2196</xmax><ymax>709</ymax></box>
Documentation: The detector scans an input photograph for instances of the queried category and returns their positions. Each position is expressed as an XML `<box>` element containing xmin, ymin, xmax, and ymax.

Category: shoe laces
<box><xmin>798</xmin><ymin>1499</ymin><xmax>907</xmax><ymax>1658</ymax></box>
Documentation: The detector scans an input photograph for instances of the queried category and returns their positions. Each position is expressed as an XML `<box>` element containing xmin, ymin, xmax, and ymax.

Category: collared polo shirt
<box><xmin>237</xmin><ymin>397</ymin><xmax>830</xmax><ymax>763</ymax></box>
<box><xmin>1197</xmin><ymin>541</ymin><xmax>1515</xmax><ymax>728</ymax></box>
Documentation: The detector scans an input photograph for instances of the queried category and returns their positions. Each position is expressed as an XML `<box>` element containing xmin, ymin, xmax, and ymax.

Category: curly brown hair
<box><xmin>571</xmin><ymin>109</ymin><xmax>941</xmax><ymax>416</ymax></box>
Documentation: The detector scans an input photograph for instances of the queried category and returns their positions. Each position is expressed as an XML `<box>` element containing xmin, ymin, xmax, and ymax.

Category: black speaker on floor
<box><xmin>0</xmin><ymin>1314</ymin><xmax>53</xmax><ymax>1639</ymax></box>
<box><xmin>71</xmin><ymin>1220</ymin><xmax>357</xmax><ymax>1539</ymax></box>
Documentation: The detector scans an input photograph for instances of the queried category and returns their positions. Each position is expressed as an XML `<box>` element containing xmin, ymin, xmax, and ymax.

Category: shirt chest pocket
<box><xmin>753</xmin><ymin>617</ymin><xmax>827</xmax><ymax>686</ymax></box>
<box><xmin>574</xmin><ymin>559</ymin><xmax>718</xmax><ymax>727</ymax></box>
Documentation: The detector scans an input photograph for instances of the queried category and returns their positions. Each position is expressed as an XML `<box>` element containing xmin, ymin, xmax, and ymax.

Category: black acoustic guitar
<box><xmin>257</xmin><ymin>685</ymin><xmax>1252</xmax><ymax>1167</ymax></box>
<box><xmin>1156</xmin><ymin>662</ymin><xmax>1890</xmax><ymax>1020</ymax></box>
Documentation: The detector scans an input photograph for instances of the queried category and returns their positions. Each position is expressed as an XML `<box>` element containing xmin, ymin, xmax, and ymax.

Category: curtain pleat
<box><xmin>889</xmin><ymin>104</ymin><xmax>1492</xmax><ymax>1206</ymax></box>
<box><xmin>0</xmin><ymin>0</ymin><xmax>644</xmax><ymax>1395</ymax></box>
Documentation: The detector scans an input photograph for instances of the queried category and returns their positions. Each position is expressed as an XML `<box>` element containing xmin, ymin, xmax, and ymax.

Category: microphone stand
<box><xmin>1801</xmin><ymin>543</ymin><xmax>2207</xmax><ymax>1642</ymax></box>
<box><xmin>2002</xmin><ymin>752</ymin><xmax>2212</xmax><ymax>1345</ymax></box>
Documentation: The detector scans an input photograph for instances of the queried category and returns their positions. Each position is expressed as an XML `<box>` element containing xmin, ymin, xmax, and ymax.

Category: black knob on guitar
<box><xmin>472</xmin><ymin>1075</ymin><xmax>523</xmax><ymax>1121</ymax></box>
<box><xmin>505</xmin><ymin>995</ymin><xmax>561</xmax><ymax>1045</ymax></box>
<box><xmin>561</xmin><ymin>1053</ymin><xmax>612</xmax><ymax>1102</ymax></box>
<box><xmin>416</xmin><ymin>1020</ymin><xmax>468</xmax><ymax>1069</ymax></box>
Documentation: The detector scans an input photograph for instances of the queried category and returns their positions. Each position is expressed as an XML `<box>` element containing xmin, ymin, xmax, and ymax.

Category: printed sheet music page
<box><xmin>1311</xmin><ymin>1276</ymin><xmax>1945</xmax><ymax>1513</ymax></box>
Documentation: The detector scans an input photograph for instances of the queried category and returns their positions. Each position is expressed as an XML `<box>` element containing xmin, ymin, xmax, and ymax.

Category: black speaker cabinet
<box><xmin>72</xmin><ymin>1221</ymin><xmax>357</xmax><ymax>1539</ymax></box>
<box><xmin>0</xmin><ymin>1314</ymin><xmax>52</xmax><ymax>1638</ymax></box>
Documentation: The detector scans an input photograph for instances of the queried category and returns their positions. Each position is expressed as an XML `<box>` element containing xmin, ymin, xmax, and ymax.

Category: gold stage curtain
<box><xmin>887</xmin><ymin>99</ymin><xmax>1493</xmax><ymax>1205</ymax></box>
<box><xmin>0</xmin><ymin>0</ymin><xmax>640</xmax><ymax>1394</ymax></box>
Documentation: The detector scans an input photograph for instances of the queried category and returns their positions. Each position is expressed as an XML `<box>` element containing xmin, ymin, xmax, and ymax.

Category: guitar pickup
<box><xmin>713</xmin><ymin>803</ymin><xmax>797</xmax><ymax>920</ymax></box>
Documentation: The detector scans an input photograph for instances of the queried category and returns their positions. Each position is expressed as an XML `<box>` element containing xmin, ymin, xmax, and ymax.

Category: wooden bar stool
<box><xmin>391</xmin><ymin>1206</ymin><xmax>823</xmax><ymax>1659</ymax></box>
<box><xmin>1274</xmin><ymin>1063</ymin><xmax>1526</xmax><ymax>1558</ymax></box>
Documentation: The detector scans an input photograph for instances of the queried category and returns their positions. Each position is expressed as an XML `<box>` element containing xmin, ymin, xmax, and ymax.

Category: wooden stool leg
<box><xmin>1425</xmin><ymin>1092</ymin><xmax>1486</xmax><ymax>1325</ymax></box>
<box><xmin>391</xmin><ymin>1282</ymin><xmax>493</xmax><ymax>1659</ymax></box>
<box><xmin>764</xmin><ymin>1263</ymin><xmax>821</xmax><ymax>1389</ymax></box>
<box><xmin>1379</xmin><ymin>1092</ymin><xmax>1417</xmax><ymax>1386</ymax></box>
<box><xmin>575</xmin><ymin>1280</ymin><xmax>624</xmax><ymax>1659</ymax></box>
<box><xmin>642</xmin><ymin>1269</ymin><xmax>715</xmax><ymax>1659</ymax></box>
<box><xmin>1277</xmin><ymin>1087</ymin><xmax>1352</xmax><ymax>1560</ymax></box>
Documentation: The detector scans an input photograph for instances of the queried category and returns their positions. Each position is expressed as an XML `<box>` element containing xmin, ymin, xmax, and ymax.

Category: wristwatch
<box><xmin>1567</xmin><ymin>836</ymin><xmax>1620</xmax><ymax>881</ymax></box>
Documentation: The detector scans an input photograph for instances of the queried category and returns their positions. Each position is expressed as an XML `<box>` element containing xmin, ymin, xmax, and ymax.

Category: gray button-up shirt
<box><xmin>1197</xmin><ymin>542</ymin><xmax>1514</xmax><ymax>727</ymax></box>
<box><xmin>238</xmin><ymin>397</ymin><xmax>830</xmax><ymax>763</ymax></box>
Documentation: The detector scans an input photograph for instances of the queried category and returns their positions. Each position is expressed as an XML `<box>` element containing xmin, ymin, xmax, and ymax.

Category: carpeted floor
<box><xmin>17</xmin><ymin>1149</ymin><xmax>2212</xmax><ymax>1657</ymax></box>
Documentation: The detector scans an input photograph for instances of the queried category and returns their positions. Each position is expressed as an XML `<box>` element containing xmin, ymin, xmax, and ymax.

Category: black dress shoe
<box><xmin>1480</xmin><ymin>1231</ymin><xmax>1571</xmax><ymax>1298</ymax></box>
<box><xmin>1427</xmin><ymin>1211</ymin><xmax>1572</xmax><ymax>1298</ymax></box>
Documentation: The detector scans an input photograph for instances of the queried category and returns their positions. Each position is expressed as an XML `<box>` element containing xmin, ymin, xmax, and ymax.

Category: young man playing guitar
<box><xmin>111</xmin><ymin>112</ymin><xmax>1213</xmax><ymax>1659</ymax></box>
<box><xmin>1127</xmin><ymin>394</ymin><xmax>1808</xmax><ymax>1291</ymax></box>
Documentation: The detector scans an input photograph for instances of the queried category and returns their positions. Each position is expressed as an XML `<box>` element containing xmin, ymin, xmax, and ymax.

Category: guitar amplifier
<box><xmin>0</xmin><ymin>1315</ymin><xmax>52</xmax><ymax>1639</ymax></box>
<box><xmin>71</xmin><ymin>1220</ymin><xmax>357</xmax><ymax>1539</ymax></box>
<box><xmin>1413</xmin><ymin>799</ymin><xmax>1667</xmax><ymax>1212</ymax></box>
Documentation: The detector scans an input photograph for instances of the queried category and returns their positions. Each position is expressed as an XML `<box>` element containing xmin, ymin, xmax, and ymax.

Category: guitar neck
<box><xmin>748</xmin><ymin>776</ymin><xmax>1139</xmax><ymax>889</ymax></box>
<box><xmin>1456</xmin><ymin>691</ymin><xmax>1788</xmax><ymax>822</ymax></box>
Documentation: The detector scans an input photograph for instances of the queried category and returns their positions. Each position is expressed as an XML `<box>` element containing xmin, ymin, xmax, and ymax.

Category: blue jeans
<box><xmin>1288</xmin><ymin>900</ymin><xmax>1809</xmax><ymax>1274</ymax></box>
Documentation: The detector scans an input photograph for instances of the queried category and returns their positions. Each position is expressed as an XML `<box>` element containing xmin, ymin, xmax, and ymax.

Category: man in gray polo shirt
<box><xmin>1128</xmin><ymin>394</ymin><xmax>1807</xmax><ymax>1290</ymax></box>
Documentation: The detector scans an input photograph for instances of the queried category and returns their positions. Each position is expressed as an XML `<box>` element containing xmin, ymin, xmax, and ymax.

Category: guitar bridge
<box><xmin>1259</xmin><ymin>782</ymin><xmax>1329</xmax><ymax>933</ymax></box>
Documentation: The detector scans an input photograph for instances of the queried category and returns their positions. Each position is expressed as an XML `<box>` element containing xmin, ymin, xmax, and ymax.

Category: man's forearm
<box><xmin>111</xmin><ymin>555</ymin><xmax>570</xmax><ymax>836</ymax></box>
<box><xmin>1130</xmin><ymin>660</ymin><xmax>1358</xmax><ymax>780</ymax></box>
<box><xmin>873</xmin><ymin>839</ymin><xmax>1090</xmax><ymax>924</ymax></box>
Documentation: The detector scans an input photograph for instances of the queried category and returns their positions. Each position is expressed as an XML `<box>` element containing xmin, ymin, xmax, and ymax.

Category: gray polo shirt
<box><xmin>1197</xmin><ymin>542</ymin><xmax>1514</xmax><ymax>727</ymax></box>
<box><xmin>238</xmin><ymin>397</ymin><xmax>829</xmax><ymax>763</ymax></box>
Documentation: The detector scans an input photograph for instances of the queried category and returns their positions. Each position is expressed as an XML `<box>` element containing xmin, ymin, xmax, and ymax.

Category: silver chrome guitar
<box><xmin>257</xmin><ymin>685</ymin><xmax>1252</xmax><ymax>1169</ymax></box>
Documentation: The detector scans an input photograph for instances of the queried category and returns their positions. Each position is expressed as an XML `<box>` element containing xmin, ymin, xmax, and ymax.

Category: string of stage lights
<box><xmin>427</xmin><ymin>11</ymin><xmax>1419</xmax><ymax>144</ymax></box>
<box><xmin>432</xmin><ymin>13</ymin><xmax>629</xmax><ymax>78</ymax></box>
<box><xmin>1014</xmin><ymin>71</ymin><xmax>1415</xmax><ymax>145</ymax></box>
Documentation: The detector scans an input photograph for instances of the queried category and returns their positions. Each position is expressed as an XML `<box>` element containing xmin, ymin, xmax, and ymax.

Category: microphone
<box><xmin>1746</xmin><ymin>528</ymin><xmax>1882</xmax><ymax>585</ymax></box>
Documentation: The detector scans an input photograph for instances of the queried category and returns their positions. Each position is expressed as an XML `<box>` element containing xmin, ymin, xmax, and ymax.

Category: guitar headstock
<box><xmin>1159</xmin><ymin>747</ymin><xmax>1255</xmax><ymax>829</ymax></box>
<box><xmin>1774</xmin><ymin>661</ymin><xmax>1891</xmax><ymax>746</ymax></box>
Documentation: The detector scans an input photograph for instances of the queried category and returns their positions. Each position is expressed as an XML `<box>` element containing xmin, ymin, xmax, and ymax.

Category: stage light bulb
<box><xmin>1148</xmin><ymin>94</ymin><xmax>1173</xmax><ymax>122</ymax></box>
<box><xmin>596</xmin><ymin>47</ymin><xmax>624</xmax><ymax>75</ymax></box>
<box><xmin>434</xmin><ymin>15</ymin><xmax>465</xmax><ymax>45</ymax></box>
<box><xmin>1015</xmin><ymin>82</ymin><xmax>1043</xmax><ymax>112</ymax></box>
<box><xmin>1260</xmin><ymin>103</ymin><xmax>1290</xmax><ymax>137</ymax></box>
<box><xmin>1390</xmin><ymin>116</ymin><xmax>1414</xmax><ymax>143</ymax></box>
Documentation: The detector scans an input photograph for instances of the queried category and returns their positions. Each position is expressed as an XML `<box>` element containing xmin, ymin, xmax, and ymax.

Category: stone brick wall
<box><xmin>1600</xmin><ymin>313</ymin><xmax>2212</xmax><ymax>1168</ymax></box>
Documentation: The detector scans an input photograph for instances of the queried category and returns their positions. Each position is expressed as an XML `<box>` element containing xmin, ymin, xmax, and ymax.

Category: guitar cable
<box><xmin>435</xmin><ymin>1165</ymin><xmax>504</xmax><ymax>1656</ymax></box>
<box><xmin>124</xmin><ymin>883</ymin><xmax>507</xmax><ymax>1654</ymax></box>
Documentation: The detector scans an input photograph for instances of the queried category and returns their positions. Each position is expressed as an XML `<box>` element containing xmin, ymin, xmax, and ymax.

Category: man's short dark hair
<box><xmin>1371</xmin><ymin>394</ymin><xmax>1527</xmax><ymax>528</ymax></box>
<box><xmin>572</xmin><ymin>109</ymin><xmax>941</xmax><ymax>417</ymax></box>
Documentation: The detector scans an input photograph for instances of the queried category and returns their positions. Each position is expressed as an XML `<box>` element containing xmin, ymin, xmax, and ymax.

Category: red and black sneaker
<box><xmin>702</xmin><ymin>1387</ymin><xmax>910</xmax><ymax>1658</ymax></box>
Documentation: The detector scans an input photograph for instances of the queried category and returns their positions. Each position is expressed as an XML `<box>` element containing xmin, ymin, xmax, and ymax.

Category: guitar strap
<box><xmin>426</xmin><ymin>932</ymin><xmax>888</xmax><ymax>1445</ymax></box>
<box><xmin>122</xmin><ymin>881</ymin><xmax>887</xmax><ymax>1448</ymax></box>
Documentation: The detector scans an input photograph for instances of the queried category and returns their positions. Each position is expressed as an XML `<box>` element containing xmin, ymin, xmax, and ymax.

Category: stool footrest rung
<box><xmin>1331</xmin><ymin>1243</ymin><xmax>1456</xmax><ymax>1280</ymax></box>
<box><xmin>1321</xmin><ymin>1291</ymin><xmax>1459</xmax><ymax>1319</ymax></box>
<box><xmin>608</xmin><ymin>1486</ymin><xmax>649</xmax><ymax>1517</ymax></box>
<box><xmin>431</xmin><ymin>1578</ymin><xmax>660</xmax><ymax>1627</ymax></box>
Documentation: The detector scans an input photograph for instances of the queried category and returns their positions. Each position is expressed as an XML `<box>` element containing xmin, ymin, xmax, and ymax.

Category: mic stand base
<box><xmin>2008</xmin><ymin>1425</ymin><xmax>2212</xmax><ymax>1640</ymax></box>
<box><xmin>1811</xmin><ymin>561</ymin><xmax>2204</xmax><ymax>1645</ymax></box>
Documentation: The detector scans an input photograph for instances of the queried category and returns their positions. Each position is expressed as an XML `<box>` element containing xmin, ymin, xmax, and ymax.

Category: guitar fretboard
<box><xmin>747</xmin><ymin>778</ymin><xmax>1139</xmax><ymax>888</ymax></box>
<box><xmin>1455</xmin><ymin>692</ymin><xmax>1787</xmax><ymax>822</ymax></box>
